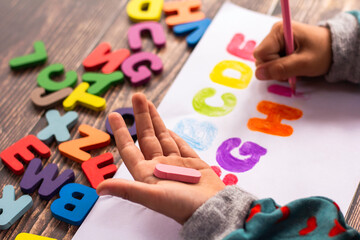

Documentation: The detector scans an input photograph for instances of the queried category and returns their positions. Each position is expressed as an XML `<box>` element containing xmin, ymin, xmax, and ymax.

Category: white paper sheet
<box><xmin>74</xmin><ymin>2</ymin><xmax>360</xmax><ymax>239</ymax></box>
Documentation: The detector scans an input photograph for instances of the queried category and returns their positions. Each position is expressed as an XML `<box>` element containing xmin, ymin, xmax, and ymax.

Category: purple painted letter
<box><xmin>216</xmin><ymin>138</ymin><xmax>267</xmax><ymax>173</ymax></box>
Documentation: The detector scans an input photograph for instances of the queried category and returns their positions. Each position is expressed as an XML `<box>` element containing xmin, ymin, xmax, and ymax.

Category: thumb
<box><xmin>255</xmin><ymin>53</ymin><xmax>308</xmax><ymax>81</ymax></box>
<box><xmin>97</xmin><ymin>178</ymin><xmax>164</xmax><ymax>210</ymax></box>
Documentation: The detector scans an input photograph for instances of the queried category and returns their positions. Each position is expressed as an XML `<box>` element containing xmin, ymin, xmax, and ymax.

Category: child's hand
<box><xmin>97</xmin><ymin>93</ymin><xmax>225</xmax><ymax>225</ymax></box>
<box><xmin>254</xmin><ymin>21</ymin><xmax>332</xmax><ymax>81</ymax></box>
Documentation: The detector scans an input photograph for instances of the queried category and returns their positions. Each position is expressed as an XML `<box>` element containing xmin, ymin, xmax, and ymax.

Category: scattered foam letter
<box><xmin>0</xmin><ymin>135</ymin><xmax>51</xmax><ymax>175</ymax></box>
<box><xmin>82</xmin><ymin>42</ymin><xmax>130</xmax><ymax>74</ymax></box>
<box><xmin>0</xmin><ymin>185</ymin><xmax>33</xmax><ymax>230</ymax></box>
<box><xmin>163</xmin><ymin>0</ymin><xmax>205</xmax><ymax>27</ymax></box>
<box><xmin>31</xmin><ymin>87</ymin><xmax>73</xmax><ymax>109</ymax></box>
<box><xmin>121</xmin><ymin>52</ymin><xmax>163</xmax><ymax>86</ymax></box>
<box><xmin>128</xmin><ymin>21</ymin><xmax>166</xmax><ymax>52</ymax></box>
<box><xmin>15</xmin><ymin>233</ymin><xmax>57</xmax><ymax>240</ymax></box>
<box><xmin>82</xmin><ymin>71</ymin><xmax>124</xmax><ymax>96</ymax></box>
<box><xmin>248</xmin><ymin>101</ymin><xmax>303</xmax><ymax>137</ymax></box>
<box><xmin>50</xmin><ymin>183</ymin><xmax>98</xmax><ymax>226</ymax></box>
<box><xmin>37</xmin><ymin>64</ymin><xmax>77</xmax><ymax>92</ymax></box>
<box><xmin>20</xmin><ymin>158</ymin><xmax>75</xmax><ymax>200</ymax></box>
<box><xmin>63</xmin><ymin>82</ymin><xmax>106</xmax><ymax>111</ymax></box>
<box><xmin>126</xmin><ymin>0</ymin><xmax>163</xmax><ymax>22</ymax></box>
<box><xmin>81</xmin><ymin>153</ymin><xmax>117</xmax><ymax>189</ymax></box>
<box><xmin>173</xmin><ymin>18</ymin><xmax>211</xmax><ymax>47</ymax></box>
<box><xmin>58</xmin><ymin>124</ymin><xmax>110</xmax><ymax>163</ymax></box>
<box><xmin>37</xmin><ymin>109</ymin><xmax>78</xmax><ymax>144</ymax></box>
<box><xmin>105</xmin><ymin>107</ymin><xmax>137</xmax><ymax>140</ymax></box>
<box><xmin>9</xmin><ymin>41</ymin><xmax>47</xmax><ymax>70</ymax></box>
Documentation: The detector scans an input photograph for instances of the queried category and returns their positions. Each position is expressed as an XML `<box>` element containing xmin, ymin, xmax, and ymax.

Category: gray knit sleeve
<box><xmin>319</xmin><ymin>12</ymin><xmax>360</xmax><ymax>83</ymax></box>
<box><xmin>180</xmin><ymin>186</ymin><xmax>257</xmax><ymax>240</ymax></box>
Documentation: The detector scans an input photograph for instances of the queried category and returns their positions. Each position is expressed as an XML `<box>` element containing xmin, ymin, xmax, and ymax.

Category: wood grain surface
<box><xmin>0</xmin><ymin>0</ymin><xmax>359</xmax><ymax>239</ymax></box>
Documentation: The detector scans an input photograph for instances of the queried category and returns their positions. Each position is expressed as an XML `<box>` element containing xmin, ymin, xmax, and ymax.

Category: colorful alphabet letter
<box><xmin>58</xmin><ymin>124</ymin><xmax>110</xmax><ymax>163</ymax></box>
<box><xmin>31</xmin><ymin>87</ymin><xmax>73</xmax><ymax>109</ymax></box>
<box><xmin>128</xmin><ymin>21</ymin><xmax>166</xmax><ymax>52</ymax></box>
<box><xmin>62</xmin><ymin>82</ymin><xmax>106</xmax><ymax>111</ymax></box>
<box><xmin>0</xmin><ymin>135</ymin><xmax>50</xmax><ymax>175</ymax></box>
<box><xmin>192</xmin><ymin>88</ymin><xmax>236</xmax><ymax>117</ymax></box>
<box><xmin>121</xmin><ymin>52</ymin><xmax>163</xmax><ymax>86</ymax></box>
<box><xmin>82</xmin><ymin>71</ymin><xmax>124</xmax><ymax>96</ymax></box>
<box><xmin>163</xmin><ymin>0</ymin><xmax>205</xmax><ymax>27</ymax></box>
<box><xmin>105</xmin><ymin>108</ymin><xmax>137</xmax><ymax>140</ymax></box>
<box><xmin>126</xmin><ymin>0</ymin><xmax>163</xmax><ymax>22</ymax></box>
<box><xmin>216</xmin><ymin>138</ymin><xmax>267</xmax><ymax>173</ymax></box>
<box><xmin>210</xmin><ymin>60</ymin><xmax>253</xmax><ymax>89</ymax></box>
<box><xmin>37</xmin><ymin>64</ymin><xmax>77</xmax><ymax>92</ymax></box>
<box><xmin>82</xmin><ymin>42</ymin><xmax>130</xmax><ymax>74</ymax></box>
<box><xmin>0</xmin><ymin>185</ymin><xmax>33</xmax><ymax>230</ymax></box>
<box><xmin>81</xmin><ymin>153</ymin><xmax>117</xmax><ymax>189</ymax></box>
<box><xmin>37</xmin><ymin>109</ymin><xmax>78</xmax><ymax>144</ymax></box>
<box><xmin>173</xmin><ymin>18</ymin><xmax>211</xmax><ymax>47</ymax></box>
<box><xmin>50</xmin><ymin>183</ymin><xmax>98</xmax><ymax>226</ymax></box>
<box><xmin>20</xmin><ymin>158</ymin><xmax>75</xmax><ymax>200</ymax></box>
<box><xmin>248</xmin><ymin>101</ymin><xmax>303</xmax><ymax>137</ymax></box>
<box><xmin>227</xmin><ymin>33</ymin><xmax>256</xmax><ymax>62</ymax></box>
<box><xmin>9</xmin><ymin>41</ymin><xmax>47</xmax><ymax>70</ymax></box>
<box><xmin>15</xmin><ymin>233</ymin><xmax>57</xmax><ymax>240</ymax></box>
<box><xmin>173</xmin><ymin>118</ymin><xmax>217</xmax><ymax>151</ymax></box>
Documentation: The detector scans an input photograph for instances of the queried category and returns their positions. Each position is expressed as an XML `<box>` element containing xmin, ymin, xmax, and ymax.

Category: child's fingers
<box><xmin>148</xmin><ymin>101</ymin><xmax>181</xmax><ymax>156</ymax></box>
<box><xmin>169</xmin><ymin>130</ymin><xmax>200</xmax><ymax>158</ymax></box>
<box><xmin>253</xmin><ymin>22</ymin><xmax>285</xmax><ymax>64</ymax></box>
<box><xmin>97</xmin><ymin>178</ymin><xmax>165</xmax><ymax>213</ymax></box>
<box><xmin>255</xmin><ymin>52</ymin><xmax>310</xmax><ymax>81</ymax></box>
<box><xmin>109</xmin><ymin>112</ymin><xmax>144</xmax><ymax>177</ymax></box>
<box><xmin>132</xmin><ymin>93</ymin><xmax>163</xmax><ymax>159</ymax></box>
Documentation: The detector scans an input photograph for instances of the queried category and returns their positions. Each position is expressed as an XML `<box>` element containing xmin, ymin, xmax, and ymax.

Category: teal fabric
<box><xmin>348</xmin><ymin>11</ymin><xmax>360</xmax><ymax>24</ymax></box>
<box><xmin>224</xmin><ymin>197</ymin><xmax>360</xmax><ymax>240</ymax></box>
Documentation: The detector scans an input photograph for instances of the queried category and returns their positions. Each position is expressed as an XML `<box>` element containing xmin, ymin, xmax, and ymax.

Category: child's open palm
<box><xmin>97</xmin><ymin>93</ymin><xmax>225</xmax><ymax>224</ymax></box>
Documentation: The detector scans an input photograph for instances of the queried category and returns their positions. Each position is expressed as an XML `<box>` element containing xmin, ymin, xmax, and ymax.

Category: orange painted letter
<box><xmin>248</xmin><ymin>101</ymin><xmax>302</xmax><ymax>137</ymax></box>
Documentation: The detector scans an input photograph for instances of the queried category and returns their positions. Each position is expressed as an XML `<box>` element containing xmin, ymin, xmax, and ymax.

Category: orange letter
<box><xmin>248</xmin><ymin>101</ymin><xmax>302</xmax><ymax>137</ymax></box>
<box><xmin>163</xmin><ymin>0</ymin><xmax>205</xmax><ymax>27</ymax></box>
<box><xmin>59</xmin><ymin>125</ymin><xmax>110</xmax><ymax>163</ymax></box>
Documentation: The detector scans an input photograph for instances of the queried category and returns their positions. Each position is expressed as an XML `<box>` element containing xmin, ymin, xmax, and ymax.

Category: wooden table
<box><xmin>1</xmin><ymin>0</ymin><xmax>359</xmax><ymax>239</ymax></box>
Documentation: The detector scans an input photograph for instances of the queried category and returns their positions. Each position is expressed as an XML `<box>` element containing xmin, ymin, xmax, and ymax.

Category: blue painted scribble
<box><xmin>173</xmin><ymin>118</ymin><xmax>217</xmax><ymax>151</ymax></box>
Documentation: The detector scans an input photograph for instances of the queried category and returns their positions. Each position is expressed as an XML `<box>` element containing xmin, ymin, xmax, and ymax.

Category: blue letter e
<box><xmin>50</xmin><ymin>183</ymin><xmax>98</xmax><ymax>225</ymax></box>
